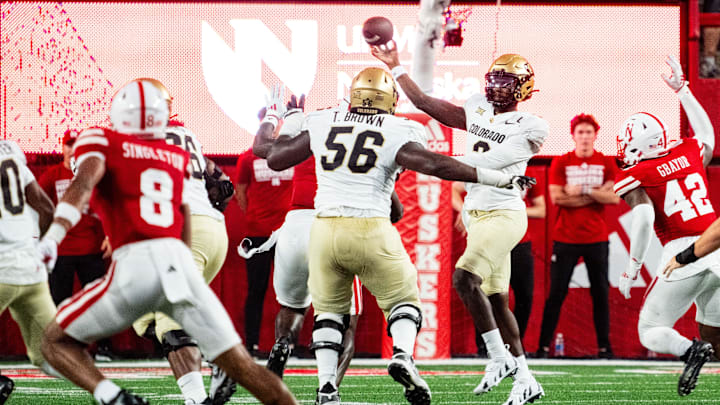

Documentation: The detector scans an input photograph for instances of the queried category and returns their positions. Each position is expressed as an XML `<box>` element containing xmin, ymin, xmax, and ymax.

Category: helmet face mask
<box><xmin>486</xmin><ymin>54</ymin><xmax>535</xmax><ymax>108</ymax></box>
<box><xmin>349</xmin><ymin>67</ymin><xmax>398</xmax><ymax>115</ymax></box>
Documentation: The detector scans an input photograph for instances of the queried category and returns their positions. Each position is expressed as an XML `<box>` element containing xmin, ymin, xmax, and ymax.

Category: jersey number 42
<box><xmin>664</xmin><ymin>172</ymin><xmax>713</xmax><ymax>221</ymax></box>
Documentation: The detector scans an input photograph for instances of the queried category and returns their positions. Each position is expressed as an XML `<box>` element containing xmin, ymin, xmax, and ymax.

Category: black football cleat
<box><xmin>267</xmin><ymin>338</ymin><xmax>292</xmax><ymax>378</ymax></box>
<box><xmin>315</xmin><ymin>382</ymin><xmax>340</xmax><ymax>405</ymax></box>
<box><xmin>678</xmin><ymin>339</ymin><xmax>713</xmax><ymax>396</ymax></box>
<box><xmin>387</xmin><ymin>349</ymin><xmax>431</xmax><ymax>405</ymax></box>
<box><xmin>0</xmin><ymin>375</ymin><xmax>14</xmax><ymax>405</ymax></box>
<box><xmin>209</xmin><ymin>362</ymin><xmax>237</xmax><ymax>404</ymax></box>
<box><xmin>103</xmin><ymin>389</ymin><xmax>148</xmax><ymax>405</ymax></box>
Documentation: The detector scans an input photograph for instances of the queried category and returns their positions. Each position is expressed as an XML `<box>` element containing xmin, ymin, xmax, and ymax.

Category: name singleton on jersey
<box><xmin>122</xmin><ymin>141</ymin><xmax>186</xmax><ymax>172</ymax></box>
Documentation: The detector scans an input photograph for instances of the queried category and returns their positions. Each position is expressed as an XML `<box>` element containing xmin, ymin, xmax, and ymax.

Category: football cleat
<box><xmin>102</xmin><ymin>389</ymin><xmax>149</xmax><ymax>405</ymax></box>
<box><xmin>678</xmin><ymin>339</ymin><xmax>713</xmax><ymax>396</ymax></box>
<box><xmin>474</xmin><ymin>355</ymin><xmax>518</xmax><ymax>395</ymax></box>
<box><xmin>0</xmin><ymin>375</ymin><xmax>14</xmax><ymax>405</ymax></box>
<box><xmin>209</xmin><ymin>362</ymin><xmax>237</xmax><ymax>404</ymax></box>
<box><xmin>267</xmin><ymin>338</ymin><xmax>291</xmax><ymax>378</ymax></box>
<box><xmin>387</xmin><ymin>350</ymin><xmax>431</xmax><ymax>405</ymax></box>
<box><xmin>315</xmin><ymin>382</ymin><xmax>340</xmax><ymax>405</ymax></box>
<box><xmin>502</xmin><ymin>375</ymin><xmax>544</xmax><ymax>405</ymax></box>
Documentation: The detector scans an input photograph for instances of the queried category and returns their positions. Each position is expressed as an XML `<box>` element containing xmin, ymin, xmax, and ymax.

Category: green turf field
<box><xmin>4</xmin><ymin>361</ymin><xmax>720</xmax><ymax>404</ymax></box>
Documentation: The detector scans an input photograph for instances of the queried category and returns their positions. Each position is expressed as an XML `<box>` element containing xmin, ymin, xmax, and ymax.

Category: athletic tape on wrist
<box><xmin>55</xmin><ymin>202</ymin><xmax>81</xmax><ymax>227</ymax></box>
<box><xmin>45</xmin><ymin>222</ymin><xmax>67</xmax><ymax>244</ymax></box>
<box><xmin>261</xmin><ymin>113</ymin><xmax>279</xmax><ymax>128</ymax></box>
<box><xmin>391</xmin><ymin>66</ymin><xmax>408</xmax><ymax>81</ymax></box>
<box><xmin>675</xmin><ymin>243</ymin><xmax>700</xmax><ymax>265</ymax></box>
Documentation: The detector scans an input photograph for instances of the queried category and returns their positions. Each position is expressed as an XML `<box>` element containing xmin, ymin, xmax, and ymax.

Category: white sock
<box><xmin>177</xmin><ymin>371</ymin><xmax>207</xmax><ymax>403</ymax></box>
<box><xmin>639</xmin><ymin>326</ymin><xmax>692</xmax><ymax>357</ymax></box>
<box><xmin>481</xmin><ymin>329</ymin><xmax>506</xmax><ymax>361</ymax></box>
<box><xmin>389</xmin><ymin>308</ymin><xmax>419</xmax><ymax>355</ymax></box>
<box><xmin>514</xmin><ymin>355</ymin><xmax>531</xmax><ymax>379</ymax></box>
<box><xmin>93</xmin><ymin>379</ymin><xmax>121</xmax><ymax>404</ymax></box>
<box><xmin>313</xmin><ymin>314</ymin><xmax>344</xmax><ymax>389</ymax></box>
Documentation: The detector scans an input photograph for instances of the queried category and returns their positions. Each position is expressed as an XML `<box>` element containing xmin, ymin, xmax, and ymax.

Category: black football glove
<box><xmin>204</xmin><ymin>167</ymin><xmax>234</xmax><ymax>212</ymax></box>
<box><xmin>507</xmin><ymin>175</ymin><xmax>536</xmax><ymax>191</ymax></box>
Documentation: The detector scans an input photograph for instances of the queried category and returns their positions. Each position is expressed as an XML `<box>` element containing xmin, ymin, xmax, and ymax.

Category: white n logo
<box><xmin>201</xmin><ymin>20</ymin><xmax>318</xmax><ymax>133</ymax></box>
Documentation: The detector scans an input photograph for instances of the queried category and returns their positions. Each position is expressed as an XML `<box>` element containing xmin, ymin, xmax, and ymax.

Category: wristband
<box><xmin>44</xmin><ymin>222</ymin><xmax>67</xmax><ymax>244</ymax></box>
<box><xmin>675</xmin><ymin>243</ymin><xmax>700</xmax><ymax>265</ymax></box>
<box><xmin>55</xmin><ymin>202</ymin><xmax>81</xmax><ymax>227</ymax></box>
<box><xmin>391</xmin><ymin>65</ymin><xmax>408</xmax><ymax>81</ymax></box>
<box><xmin>260</xmin><ymin>114</ymin><xmax>279</xmax><ymax>129</ymax></box>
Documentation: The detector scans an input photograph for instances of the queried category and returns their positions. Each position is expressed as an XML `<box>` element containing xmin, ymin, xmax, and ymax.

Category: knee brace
<box><xmin>309</xmin><ymin>314</ymin><xmax>346</xmax><ymax>353</ymax></box>
<box><xmin>386</xmin><ymin>304</ymin><xmax>423</xmax><ymax>337</ymax></box>
<box><xmin>161</xmin><ymin>329</ymin><xmax>199</xmax><ymax>358</ymax></box>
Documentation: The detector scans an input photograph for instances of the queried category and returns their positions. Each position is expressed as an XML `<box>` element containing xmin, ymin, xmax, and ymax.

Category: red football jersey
<box><xmin>73</xmin><ymin>128</ymin><xmax>190</xmax><ymax>250</ymax></box>
<box><xmin>614</xmin><ymin>138</ymin><xmax>716</xmax><ymax>245</ymax></box>
<box><xmin>38</xmin><ymin>163</ymin><xmax>105</xmax><ymax>256</ymax></box>
<box><xmin>290</xmin><ymin>156</ymin><xmax>317</xmax><ymax>210</ymax></box>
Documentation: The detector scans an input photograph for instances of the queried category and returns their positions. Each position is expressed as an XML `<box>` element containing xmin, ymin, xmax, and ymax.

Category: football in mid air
<box><xmin>362</xmin><ymin>16</ymin><xmax>394</xmax><ymax>46</ymax></box>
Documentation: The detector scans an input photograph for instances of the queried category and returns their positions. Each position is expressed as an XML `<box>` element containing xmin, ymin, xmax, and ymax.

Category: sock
<box><xmin>177</xmin><ymin>371</ymin><xmax>207</xmax><ymax>404</ymax></box>
<box><xmin>313</xmin><ymin>314</ymin><xmax>344</xmax><ymax>389</ymax></box>
<box><xmin>639</xmin><ymin>326</ymin><xmax>692</xmax><ymax>357</ymax></box>
<box><xmin>389</xmin><ymin>308</ymin><xmax>419</xmax><ymax>355</ymax></box>
<box><xmin>514</xmin><ymin>355</ymin><xmax>531</xmax><ymax>380</ymax></box>
<box><xmin>704</xmin><ymin>55</ymin><xmax>717</xmax><ymax>66</ymax></box>
<box><xmin>481</xmin><ymin>329</ymin><xmax>506</xmax><ymax>361</ymax></box>
<box><xmin>93</xmin><ymin>379</ymin><xmax>122</xmax><ymax>404</ymax></box>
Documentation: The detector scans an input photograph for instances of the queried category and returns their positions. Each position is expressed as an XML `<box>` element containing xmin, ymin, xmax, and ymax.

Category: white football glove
<box><xmin>264</xmin><ymin>84</ymin><xmax>286</xmax><ymax>122</ymax></box>
<box><xmin>618</xmin><ymin>260</ymin><xmax>642</xmax><ymax>299</ymax></box>
<box><xmin>37</xmin><ymin>238</ymin><xmax>58</xmax><ymax>273</ymax></box>
<box><xmin>661</xmin><ymin>55</ymin><xmax>687</xmax><ymax>93</ymax></box>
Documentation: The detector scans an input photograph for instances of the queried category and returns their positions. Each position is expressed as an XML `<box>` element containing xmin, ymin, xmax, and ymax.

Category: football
<box><xmin>362</xmin><ymin>16</ymin><xmax>394</xmax><ymax>46</ymax></box>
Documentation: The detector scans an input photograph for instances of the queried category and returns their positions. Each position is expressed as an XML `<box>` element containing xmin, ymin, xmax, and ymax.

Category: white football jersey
<box><xmin>306</xmin><ymin>108</ymin><xmax>426</xmax><ymax>218</ymax></box>
<box><xmin>459</xmin><ymin>94</ymin><xmax>548</xmax><ymax>211</ymax></box>
<box><xmin>0</xmin><ymin>140</ymin><xmax>45</xmax><ymax>284</ymax></box>
<box><xmin>165</xmin><ymin>125</ymin><xmax>224</xmax><ymax>221</ymax></box>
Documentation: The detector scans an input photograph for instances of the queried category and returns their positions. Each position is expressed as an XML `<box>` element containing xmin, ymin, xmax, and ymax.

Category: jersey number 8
<box><xmin>140</xmin><ymin>168</ymin><xmax>174</xmax><ymax>228</ymax></box>
<box><xmin>321</xmin><ymin>126</ymin><xmax>384</xmax><ymax>174</ymax></box>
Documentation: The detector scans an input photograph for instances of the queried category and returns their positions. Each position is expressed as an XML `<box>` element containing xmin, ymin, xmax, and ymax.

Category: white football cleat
<box><xmin>387</xmin><ymin>350</ymin><xmax>431</xmax><ymax>405</ymax></box>
<box><xmin>502</xmin><ymin>375</ymin><xmax>544</xmax><ymax>405</ymax></box>
<box><xmin>473</xmin><ymin>356</ymin><xmax>518</xmax><ymax>395</ymax></box>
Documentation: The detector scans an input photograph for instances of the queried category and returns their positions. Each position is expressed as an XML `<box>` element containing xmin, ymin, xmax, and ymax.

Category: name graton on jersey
<box><xmin>121</xmin><ymin>142</ymin><xmax>186</xmax><ymax>172</ymax></box>
<box><xmin>332</xmin><ymin>111</ymin><xmax>386</xmax><ymax>127</ymax></box>
<box><xmin>656</xmin><ymin>156</ymin><xmax>691</xmax><ymax>177</ymax></box>
<box><xmin>468</xmin><ymin>124</ymin><xmax>506</xmax><ymax>144</ymax></box>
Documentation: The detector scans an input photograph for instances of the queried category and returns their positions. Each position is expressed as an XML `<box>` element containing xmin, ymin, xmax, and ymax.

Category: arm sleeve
<box><xmin>73</xmin><ymin>128</ymin><xmax>108</xmax><ymax>166</ymax></box>
<box><xmin>548</xmin><ymin>156</ymin><xmax>565</xmax><ymax>186</ymax></box>
<box><xmin>628</xmin><ymin>203</ymin><xmax>655</xmax><ymax>270</ymax></box>
<box><xmin>455</xmin><ymin>134</ymin><xmax>534</xmax><ymax>170</ymax></box>
<box><xmin>678</xmin><ymin>86</ymin><xmax>714</xmax><ymax>154</ymax></box>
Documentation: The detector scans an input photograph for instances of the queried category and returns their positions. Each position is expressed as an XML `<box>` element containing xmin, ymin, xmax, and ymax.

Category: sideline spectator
<box><xmin>536</xmin><ymin>114</ymin><xmax>619</xmax><ymax>358</ymax></box>
<box><xmin>235</xmin><ymin>148</ymin><xmax>294</xmax><ymax>357</ymax></box>
<box><xmin>38</xmin><ymin>129</ymin><xmax>114</xmax><ymax>361</ymax></box>
<box><xmin>701</xmin><ymin>0</ymin><xmax>720</xmax><ymax>78</ymax></box>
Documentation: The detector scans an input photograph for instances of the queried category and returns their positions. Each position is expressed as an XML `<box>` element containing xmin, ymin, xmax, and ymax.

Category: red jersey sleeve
<box><xmin>548</xmin><ymin>154</ymin><xmax>566</xmax><ymax>186</ymax></box>
<box><xmin>236</xmin><ymin>150</ymin><xmax>252</xmax><ymax>185</ymax></box>
<box><xmin>73</xmin><ymin>128</ymin><xmax>109</xmax><ymax>166</ymax></box>
<box><xmin>613</xmin><ymin>166</ymin><xmax>642</xmax><ymax>197</ymax></box>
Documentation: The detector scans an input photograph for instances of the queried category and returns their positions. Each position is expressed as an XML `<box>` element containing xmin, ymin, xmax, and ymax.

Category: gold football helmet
<box><xmin>350</xmin><ymin>67</ymin><xmax>398</xmax><ymax>115</ymax></box>
<box><xmin>486</xmin><ymin>54</ymin><xmax>535</xmax><ymax>104</ymax></box>
<box><xmin>135</xmin><ymin>77</ymin><xmax>172</xmax><ymax>112</ymax></box>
